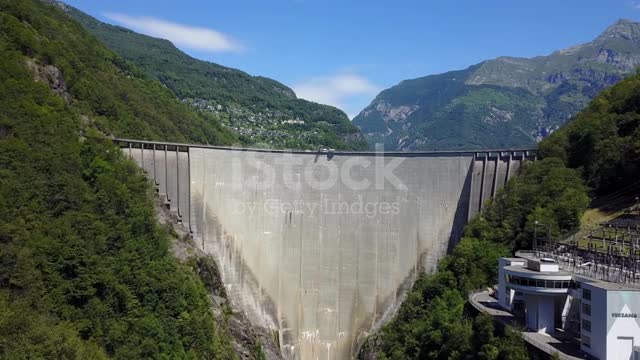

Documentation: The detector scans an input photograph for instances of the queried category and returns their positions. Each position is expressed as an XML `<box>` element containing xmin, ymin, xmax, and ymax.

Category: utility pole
<box><xmin>534</xmin><ymin>220</ymin><xmax>538</xmax><ymax>254</ymax></box>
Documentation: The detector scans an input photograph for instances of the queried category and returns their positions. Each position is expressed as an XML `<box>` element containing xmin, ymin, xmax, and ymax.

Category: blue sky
<box><xmin>65</xmin><ymin>0</ymin><xmax>640</xmax><ymax>119</ymax></box>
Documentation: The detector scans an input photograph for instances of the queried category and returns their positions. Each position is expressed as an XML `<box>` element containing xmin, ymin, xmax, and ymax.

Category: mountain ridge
<box><xmin>354</xmin><ymin>19</ymin><xmax>640</xmax><ymax>151</ymax></box>
<box><xmin>57</xmin><ymin>1</ymin><xmax>367</xmax><ymax>151</ymax></box>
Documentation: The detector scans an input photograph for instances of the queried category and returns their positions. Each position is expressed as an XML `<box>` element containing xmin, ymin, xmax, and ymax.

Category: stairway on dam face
<box><xmin>121</xmin><ymin>140</ymin><xmax>534</xmax><ymax>360</ymax></box>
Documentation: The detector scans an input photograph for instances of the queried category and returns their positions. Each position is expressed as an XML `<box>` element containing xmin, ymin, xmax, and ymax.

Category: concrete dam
<box><xmin>117</xmin><ymin>138</ymin><xmax>535</xmax><ymax>360</ymax></box>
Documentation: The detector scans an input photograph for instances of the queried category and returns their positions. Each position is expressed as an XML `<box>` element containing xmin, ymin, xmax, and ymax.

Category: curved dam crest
<box><xmin>118</xmin><ymin>139</ymin><xmax>535</xmax><ymax>360</ymax></box>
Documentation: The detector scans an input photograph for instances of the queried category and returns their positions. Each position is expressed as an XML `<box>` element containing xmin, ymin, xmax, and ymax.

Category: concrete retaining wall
<box><xmin>121</xmin><ymin>140</ymin><xmax>534</xmax><ymax>360</ymax></box>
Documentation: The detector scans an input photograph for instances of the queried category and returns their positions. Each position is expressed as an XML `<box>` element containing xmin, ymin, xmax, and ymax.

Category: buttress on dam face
<box><xmin>120</xmin><ymin>139</ymin><xmax>533</xmax><ymax>360</ymax></box>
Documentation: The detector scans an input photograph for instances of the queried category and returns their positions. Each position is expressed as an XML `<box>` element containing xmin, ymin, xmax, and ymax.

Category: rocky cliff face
<box><xmin>25</xmin><ymin>59</ymin><xmax>71</xmax><ymax>103</ymax></box>
<box><xmin>354</xmin><ymin>19</ymin><xmax>640</xmax><ymax>151</ymax></box>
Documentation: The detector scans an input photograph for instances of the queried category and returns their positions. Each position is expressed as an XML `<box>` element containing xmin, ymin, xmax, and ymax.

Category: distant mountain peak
<box><xmin>597</xmin><ymin>19</ymin><xmax>640</xmax><ymax>42</ymax></box>
<box><xmin>42</xmin><ymin>0</ymin><xmax>67</xmax><ymax>11</ymax></box>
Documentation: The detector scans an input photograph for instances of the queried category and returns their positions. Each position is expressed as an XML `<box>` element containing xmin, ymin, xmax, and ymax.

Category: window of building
<box><xmin>506</xmin><ymin>275</ymin><xmax>571</xmax><ymax>289</ymax></box>
<box><xmin>582</xmin><ymin>335</ymin><xmax>591</xmax><ymax>348</ymax></box>
<box><xmin>582</xmin><ymin>303</ymin><xmax>591</xmax><ymax>316</ymax></box>
<box><xmin>583</xmin><ymin>288</ymin><xmax>591</xmax><ymax>301</ymax></box>
<box><xmin>582</xmin><ymin>319</ymin><xmax>591</xmax><ymax>332</ymax></box>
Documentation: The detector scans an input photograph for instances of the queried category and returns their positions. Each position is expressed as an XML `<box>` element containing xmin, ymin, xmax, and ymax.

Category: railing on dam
<box><xmin>114</xmin><ymin>137</ymin><xmax>536</xmax><ymax>360</ymax></box>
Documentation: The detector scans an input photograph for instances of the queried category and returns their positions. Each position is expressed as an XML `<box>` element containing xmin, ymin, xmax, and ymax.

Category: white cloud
<box><xmin>293</xmin><ymin>73</ymin><xmax>380</xmax><ymax>119</ymax></box>
<box><xmin>104</xmin><ymin>13</ymin><xmax>243</xmax><ymax>53</ymax></box>
<box><xmin>631</xmin><ymin>1</ymin><xmax>640</xmax><ymax>9</ymax></box>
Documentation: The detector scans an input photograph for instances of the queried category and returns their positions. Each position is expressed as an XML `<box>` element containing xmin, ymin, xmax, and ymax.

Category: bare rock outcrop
<box><xmin>25</xmin><ymin>59</ymin><xmax>71</xmax><ymax>103</ymax></box>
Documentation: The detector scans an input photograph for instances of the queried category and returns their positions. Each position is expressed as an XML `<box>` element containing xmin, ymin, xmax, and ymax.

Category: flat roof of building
<box><xmin>576</xmin><ymin>276</ymin><xmax>640</xmax><ymax>291</ymax></box>
<box><xmin>510</xmin><ymin>251</ymin><xmax>640</xmax><ymax>290</ymax></box>
<box><xmin>504</xmin><ymin>265</ymin><xmax>573</xmax><ymax>277</ymax></box>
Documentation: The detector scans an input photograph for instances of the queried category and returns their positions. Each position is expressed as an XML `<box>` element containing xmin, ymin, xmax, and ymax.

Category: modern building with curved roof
<box><xmin>498</xmin><ymin>252</ymin><xmax>640</xmax><ymax>360</ymax></box>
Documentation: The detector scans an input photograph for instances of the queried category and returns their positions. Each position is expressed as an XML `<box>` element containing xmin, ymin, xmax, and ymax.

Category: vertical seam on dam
<box><xmin>153</xmin><ymin>144</ymin><xmax>157</xmax><ymax>185</ymax></box>
<box><xmin>491</xmin><ymin>155</ymin><xmax>499</xmax><ymax>198</ymax></box>
<box><xmin>188</xmin><ymin>148</ymin><xmax>192</xmax><ymax>233</ymax></box>
<box><xmin>505</xmin><ymin>152</ymin><xmax>512</xmax><ymax>186</ymax></box>
<box><xmin>479</xmin><ymin>154</ymin><xmax>487</xmax><ymax>214</ymax></box>
<box><xmin>176</xmin><ymin>146</ymin><xmax>181</xmax><ymax>220</ymax></box>
<box><xmin>164</xmin><ymin>146</ymin><xmax>170</xmax><ymax>203</ymax></box>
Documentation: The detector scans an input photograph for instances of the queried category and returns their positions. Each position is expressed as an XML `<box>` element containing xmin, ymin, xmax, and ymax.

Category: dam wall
<box><xmin>119</xmin><ymin>139</ymin><xmax>535</xmax><ymax>360</ymax></box>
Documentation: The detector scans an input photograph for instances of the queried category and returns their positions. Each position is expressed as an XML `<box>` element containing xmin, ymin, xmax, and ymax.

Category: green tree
<box><xmin>540</xmin><ymin>68</ymin><xmax>640</xmax><ymax>196</ymax></box>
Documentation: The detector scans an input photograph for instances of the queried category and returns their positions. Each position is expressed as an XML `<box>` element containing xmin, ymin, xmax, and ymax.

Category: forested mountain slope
<box><xmin>0</xmin><ymin>0</ymin><xmax>248</xmax><ymax>357</ymax></box>
<box><xmin>59</xmin><ymin>2</ymin><xmax>367</xmax><ymax>150</ymax></box>
<box><xmin>354</xmin><ymin>20</ymin><xmax>640</xmax><ymax>151</ymax></box>
<box><xmin>2</xmin><ymin>0</ymin><xmax>237</xmax><ymax>145</ymax></box>
<box><xmin>540</xmin><ymin>68</ymin><xmax>640</xmax><ymax>196</ymax></box>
